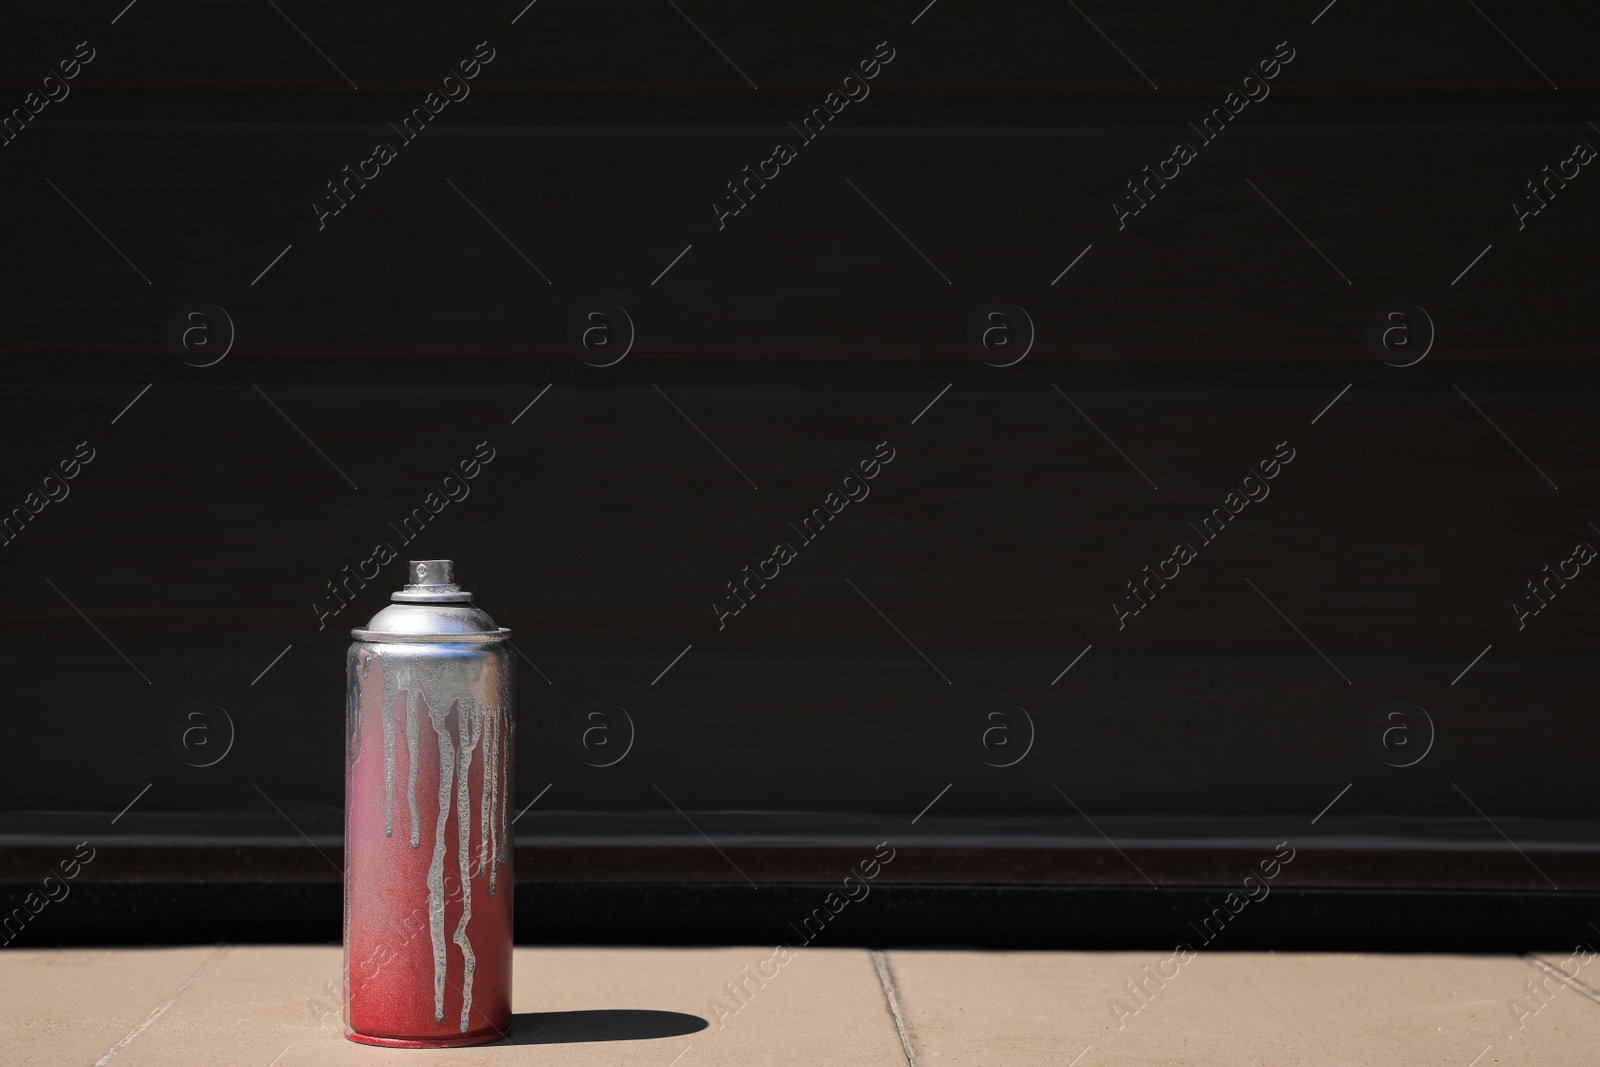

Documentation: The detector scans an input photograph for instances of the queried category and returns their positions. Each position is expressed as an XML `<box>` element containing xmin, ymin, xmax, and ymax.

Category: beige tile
<box><xmin>27</xmin><ymin>943</ymin><xmax>1600</xmax><ymax>1067</ymax></box>
<box><xmin>42</xmin><ymin>945</ymin><xmax>905</xmax><ymax>1067</ymax></box>
<box><xmin>0</xmin><ymin>946</ymin><xmax>226</xmax><ymax>1067</ymax></box>
<box><xmin>886</xmin><ymin>949</ymin><xmax>1600</xmax><ymax>1067</ymax></box>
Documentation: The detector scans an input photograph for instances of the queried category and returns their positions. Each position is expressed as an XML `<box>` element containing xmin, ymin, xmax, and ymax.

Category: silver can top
<box><xmin>352</xmin><ymin>559</ymin><xmax>509</xmax><ymax>642</ymax></box>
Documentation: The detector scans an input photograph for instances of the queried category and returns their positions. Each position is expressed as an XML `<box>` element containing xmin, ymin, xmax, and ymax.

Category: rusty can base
<box><xmin>344</xmin><ymin>1026</ymin><xmax>507</xmax><ymax>1049</ymax></box>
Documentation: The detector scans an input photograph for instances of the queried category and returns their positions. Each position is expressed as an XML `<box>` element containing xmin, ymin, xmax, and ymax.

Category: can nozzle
<box><xmin>389</xmin><ymin>559</ymin><xmax>474</xmax><ymax>604</ymax></box>
<box><xmin>406</xmin><ymin>559</ymin><xmax>457</xmax><ymax>590</ymax></box>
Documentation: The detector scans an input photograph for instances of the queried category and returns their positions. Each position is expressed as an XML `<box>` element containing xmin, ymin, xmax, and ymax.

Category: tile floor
<box><xmin>3</xmin><ymin>945</ymin><xmax>1597</xmax><ymax>1066</ymax></box>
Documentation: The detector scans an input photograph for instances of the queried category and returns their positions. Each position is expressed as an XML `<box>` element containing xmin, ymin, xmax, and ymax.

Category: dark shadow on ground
<box><xmin>505</xmin><ymin>1009</ymin><xmax>708</xmax><ymax>1045</ymax></box>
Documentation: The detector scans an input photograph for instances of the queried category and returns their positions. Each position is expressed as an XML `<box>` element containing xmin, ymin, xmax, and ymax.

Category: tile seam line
<box><xmin>871</xmin><ymin>948</ymin><xmax>920</xmax><ymax>1067</ymax></box>
<box><xmin>93</xmin><ymin>944</ymin><xmax>230</xmax><ymax>1066</ymax></box>
<box><xmin>1524</xmin><ymin>954</ymin><xmax>1600</xmax><ymax>1006</ymax></box>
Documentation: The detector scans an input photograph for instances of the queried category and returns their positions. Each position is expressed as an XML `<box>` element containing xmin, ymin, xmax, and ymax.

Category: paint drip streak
<box><xmin>501</xmin><ymin>711</ymin><xmax>510</xmax><ymax>885</ymax></box>
<box><xmin>427</xmin><ymin>699</ymin><xmax>456</xmax><ymax>1023</ymax></box>
<box><xmin>491</xmin><ymin>712</ymin><xmax>505</xmax><ymax>893</ymax></box>
<box><xmin>479</xmin><ymin>710</ymin><xmax>496</xmax><ymax>878</ymax></box>
<box><xmin>382</xmin><ymin>676</ymin><xmax>396</xmax><ymax>837</ymax></box>
<box><xmin>406</xmin><ymin>690</ymin><xmax>421</xmax><ymax>847</ymax></box>
<box><xmin>453</xmin><ymin>703</ymin><xmax>482</xmax><ymax>1031</ymax></box>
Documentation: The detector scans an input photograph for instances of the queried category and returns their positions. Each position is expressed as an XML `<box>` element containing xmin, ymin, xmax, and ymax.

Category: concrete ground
<box><xmin>2</xmin><ymin>945</ymin><xmax>1596</xmax><ymax>1066</ymax></box>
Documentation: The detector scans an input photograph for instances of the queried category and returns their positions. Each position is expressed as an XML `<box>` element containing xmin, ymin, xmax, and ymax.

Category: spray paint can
<box><xmin>344</xmin><ymin>559</ymin><xmax>515</xmax><ymax>1047</ymax></box>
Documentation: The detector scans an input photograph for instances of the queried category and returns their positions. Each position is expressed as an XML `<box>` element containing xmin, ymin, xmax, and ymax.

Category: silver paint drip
<box><xmin>453</xmin><ymin>702</ymin><xmax>483</xmax><ymax>1031</ymax></box>
<box><xmin>500</xmin><ymin>714</ymin><xmax>514</xmax><ymax>878</ymax></box>
<box><xmin>478</xmin><ymin>710</ymin><xmax>497</xmax><ymax>879</ymax></box>
<box><xmin>405</xmin><ymin>688</ymin><xmax>422</xmax><ymax>848</ymax></box>
<box><xmin>426</xmin><ymin>695</ymin><xmax>457</xmax><ymax>1023</ymax></box>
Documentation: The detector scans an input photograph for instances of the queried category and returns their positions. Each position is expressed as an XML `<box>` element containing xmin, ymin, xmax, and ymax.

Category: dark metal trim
<box><xmin>3</xmin><ymin>883</ymin><xmax>1596</xmax><ymax>953</ymax></box>
<box><xmin>5</xmin><ymin>844</ymin><xmax>1594</xmax><ymax>891</ymax></box>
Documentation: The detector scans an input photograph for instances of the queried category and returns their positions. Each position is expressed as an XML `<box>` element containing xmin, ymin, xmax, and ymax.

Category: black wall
<box><xmin>1</xmin><ymin>1</ymin><xmax>1595</xmax><ymax>865</ymax></box>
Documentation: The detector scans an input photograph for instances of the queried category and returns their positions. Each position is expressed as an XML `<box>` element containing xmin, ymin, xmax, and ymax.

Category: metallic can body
<box><xmin>343</xmin><ymin>562</ymin><xmax>515</xmax><ymax>1047</ymax></box>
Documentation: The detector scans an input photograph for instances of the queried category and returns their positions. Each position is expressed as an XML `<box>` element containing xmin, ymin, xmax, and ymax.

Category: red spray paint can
<box><xmin>344</xmin><ymin>559</ymin><xmax>515</xmax><ymax>1047</ymax></box>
